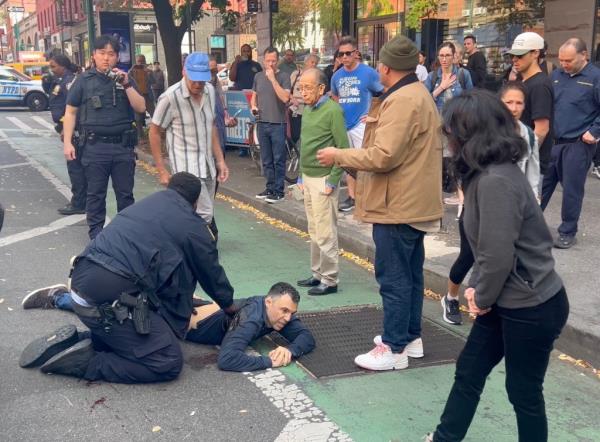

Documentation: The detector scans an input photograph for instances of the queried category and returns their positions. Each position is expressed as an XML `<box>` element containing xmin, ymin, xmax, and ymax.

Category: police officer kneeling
<box><xmin>21</xmin><ymin>172</ymin><xmax>236</xmax><ymax>383</ymax></box>
<box><xmin>63</xmin><ymin>35</ymin><xmax>147</xmax><ymax>240</ymax></box>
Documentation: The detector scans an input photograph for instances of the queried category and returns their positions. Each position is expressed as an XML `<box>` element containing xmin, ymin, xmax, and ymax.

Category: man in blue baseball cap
<box><xmin>150</xmin><ymin>52</ymin><xmax>229</xmax><ymax>239</ymax></box>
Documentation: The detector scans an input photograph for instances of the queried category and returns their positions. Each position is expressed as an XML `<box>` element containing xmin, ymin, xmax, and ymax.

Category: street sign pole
<box><xmin>85</xmin><ymin>0</ymin><xmax>95</xmax><ymax>57</ymax></box>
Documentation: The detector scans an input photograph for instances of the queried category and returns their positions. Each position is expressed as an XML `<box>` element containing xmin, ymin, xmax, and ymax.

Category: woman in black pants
<box><xmin>427</xmin><ymin>90</ymin><xmax>569</xmax><ymax>442</ymax></box>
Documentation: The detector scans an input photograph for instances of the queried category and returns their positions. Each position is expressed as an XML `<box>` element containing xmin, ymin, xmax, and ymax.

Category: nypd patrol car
<box><xmin>0</xmin><ymin>65</ymin><xmax>48</xmax><ymax>111</ymax></box>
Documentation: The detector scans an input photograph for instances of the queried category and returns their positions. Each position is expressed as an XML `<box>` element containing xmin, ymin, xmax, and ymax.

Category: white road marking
<box><xmin>6</xmin><ymin>116</ymin><xmax>34</xmax><ymax>131</ymax></box>
<box><xmin>0</xmin><ymin>128</ymin><xmax>71</xmax><ymax>201</ymax></box>
<box><xmin>0</xmin><ymin>214</ymin><xmax>86</xmax><ymax>248</ymax></box>
<box><xmin>245</xmin><ymin>369</ymin><xmax>352</xmax><ymax>441</ymax></box>
<box><xmin>0</xmin><ymin>162</ymin><xmax>30</xmax><ymax>170</ymax></box>
<box><xmin>32</xmin><ymin>116</ymin><xmax>56</xmax><ymax>131</ymax></box>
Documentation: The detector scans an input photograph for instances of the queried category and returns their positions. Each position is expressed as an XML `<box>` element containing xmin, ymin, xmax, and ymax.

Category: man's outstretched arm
<box><xmin>217</xmin><ymin>318</ymin><xmax>272</xmax><ymax>372</ymax></box>
<box><xmin>278</xmin><ymin>316</ymin><xmax>316</xmax><ymax>358</ymax></box>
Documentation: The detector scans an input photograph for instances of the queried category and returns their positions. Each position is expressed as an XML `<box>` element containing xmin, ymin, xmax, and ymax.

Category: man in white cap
<box><xmin>508</xmin><ymin>32</ymin><xmax>554</xmax><ymax>187</ymax></box>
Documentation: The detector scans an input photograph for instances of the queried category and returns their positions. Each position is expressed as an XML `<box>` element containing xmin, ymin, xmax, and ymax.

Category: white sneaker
<box><xmin>354</xmin><ymin>343</ymin><xmax>408</xmax><ymax>370</ymax></box>
<box><xmin>373</xmin><ymin>335</ymin><xmax>424</xmax><ymax>358</ymax></box>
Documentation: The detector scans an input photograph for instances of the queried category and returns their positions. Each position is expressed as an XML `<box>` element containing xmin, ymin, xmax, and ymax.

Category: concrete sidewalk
<box><xmin>137</xmin><ymin>146</ymin><xmax>600</xmax><ymax>367</ymax></box>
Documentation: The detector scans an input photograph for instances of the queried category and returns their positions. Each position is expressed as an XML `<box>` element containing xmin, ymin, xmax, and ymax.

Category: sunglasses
<box><xmin>339</xmin><ymin>50</ymin><xmax>356</xmax><ymax>57</ymax></box>
<box><xmin>512</xmin><ymin>51</ymin><xmax>532</xmax><ymax>59</ymax></box>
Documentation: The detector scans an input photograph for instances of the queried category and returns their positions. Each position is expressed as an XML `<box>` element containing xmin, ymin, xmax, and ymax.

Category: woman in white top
<box><xmin>500</xmin><ymin>81</ymin><xmax>541</xmax><ymax>197</ymax></box>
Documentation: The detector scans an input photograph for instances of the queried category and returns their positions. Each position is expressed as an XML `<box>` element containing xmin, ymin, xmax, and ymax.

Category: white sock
<box><xmin>446</xmin><ymin>293</ymin><xmax>459</xmax><ymax>301</ymax></box>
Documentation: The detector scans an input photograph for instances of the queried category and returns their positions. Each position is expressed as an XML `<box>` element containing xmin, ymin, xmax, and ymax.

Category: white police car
<box><xmin>0</xmin><ymin>65</ymin><xmax>48</xmax><ymax>111</ymax></box>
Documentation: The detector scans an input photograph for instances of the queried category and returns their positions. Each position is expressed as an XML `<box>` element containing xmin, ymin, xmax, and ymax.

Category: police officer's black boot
<box><xmin>40</xmin><ymin>339</ymin><xmax>95</xmax><ymax>378</ymax></box>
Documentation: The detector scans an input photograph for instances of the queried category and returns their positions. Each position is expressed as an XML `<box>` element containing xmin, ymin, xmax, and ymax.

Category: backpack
<box><xmin>429</xmin><ymin>67</ymin><xmax>467</xmax><ymax>92</ymax></box>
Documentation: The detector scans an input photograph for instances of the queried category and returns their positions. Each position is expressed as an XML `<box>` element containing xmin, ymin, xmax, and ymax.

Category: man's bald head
<box><xmin>298</xmin><ymin>68</ymin><xmax>327</xmax><ymax>106</ymax></box>
<box><xmin>559</xmin><ymin>37</ymin><xmax>588</xmax><ymax>74</ymax></box>
<box><xmin>302</xmin><ymin>68</ymin><xmax>328</xmax><ymax>87</ymax></box>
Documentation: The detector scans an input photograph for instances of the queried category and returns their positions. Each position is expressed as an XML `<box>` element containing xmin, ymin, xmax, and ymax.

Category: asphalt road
<box><xmin>0</xmin><ymin>110</ymin><xmax>344</xmax><ymax>442</ymax></box>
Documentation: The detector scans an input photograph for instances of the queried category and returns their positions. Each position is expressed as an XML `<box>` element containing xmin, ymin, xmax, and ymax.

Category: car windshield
<box><xmin>1</xmin><ymin>67</ymin><xmax>32</xmax><ymax>81</ymax></box>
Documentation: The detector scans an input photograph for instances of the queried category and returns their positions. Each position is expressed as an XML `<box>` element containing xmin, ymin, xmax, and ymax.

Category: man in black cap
<box><xmin>20</xmin><ymin>172</ymin><xmax>237</xmax><ymax>384</ymax></box>
<box><xmin>318</xmin><ymin>35</ymin><xmax>442</xmax><ymax>371</ymax></box>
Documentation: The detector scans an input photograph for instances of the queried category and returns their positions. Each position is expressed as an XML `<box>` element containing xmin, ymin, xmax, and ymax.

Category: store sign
<box><xmin>210</xmin><ymin>35</ymin><xmax>226</xmax><ymax>49</ymax></box>
<box><xmin>134</xmin><ymin>23</ymin><xmax>156</xmax><ymax>33</ymax></box>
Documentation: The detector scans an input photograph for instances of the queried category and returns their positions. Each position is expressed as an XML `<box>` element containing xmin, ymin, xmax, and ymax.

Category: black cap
<box><xmin>167</xmin><ymin>172</ymin><xmax>202</xmax><ymax>205</ymax></box>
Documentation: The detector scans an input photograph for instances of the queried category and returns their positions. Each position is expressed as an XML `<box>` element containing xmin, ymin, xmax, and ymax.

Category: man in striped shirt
<box><xmin>150</xmin><ymin>52</ymin><xmax>229</xmax><ymax>228</ymax></box>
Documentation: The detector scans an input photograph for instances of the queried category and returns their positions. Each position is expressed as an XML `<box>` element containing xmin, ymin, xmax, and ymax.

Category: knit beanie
<box><xmin>168</xmin><ymin>172</ymin><xmax>202</xmax><ymax>205</ymax></box>
<box><xmin>379</xmin><ymin>35</ymin><xmax>418</xmax><ymax>71</ymax></box>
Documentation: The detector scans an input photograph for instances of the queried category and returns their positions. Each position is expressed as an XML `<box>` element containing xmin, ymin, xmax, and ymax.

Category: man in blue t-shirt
<box><xmin>331</xmin><ymin>36</ymin><xmax>384</xmax><ymax>212</ymax></box>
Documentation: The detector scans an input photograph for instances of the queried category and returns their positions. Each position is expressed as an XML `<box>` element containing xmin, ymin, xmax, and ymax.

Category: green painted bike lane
<box><xmin>21</xmin><ymin>138</ymin><xmax>600</xmax><ymax>442</ymax></box>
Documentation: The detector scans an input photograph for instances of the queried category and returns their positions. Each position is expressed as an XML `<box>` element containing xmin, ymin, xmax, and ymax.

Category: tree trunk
<box><xmin>150</xmin><ymin>0</ymin><xmax>207</xmax><ymax>86</ymax></box>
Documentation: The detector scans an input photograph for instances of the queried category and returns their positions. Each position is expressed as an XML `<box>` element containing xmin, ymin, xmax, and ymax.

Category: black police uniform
<box><xmin>66</xmin><ymin>67</ymin><xmax>138</xmax><ymax>239</ymax></box>
<box><xmin>43</xmin><ymin>71</ymin><xmax>88</xmax><ymax>211</ymax></box>
<box><xmin>70</xmin><ymin>188</ymin><xmax>235</xmax><ymax>383</ymax></box>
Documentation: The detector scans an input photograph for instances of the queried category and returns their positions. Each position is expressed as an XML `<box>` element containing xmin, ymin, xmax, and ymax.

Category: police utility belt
<box><xmin>82</xmin><ymin>129</ymin><xmax>137</xmax><ymax>147</ymax></box>
<box><xmin>71</xmin><ymin>291</ymin><xmax>159</xmax><ymax>335</ymax></box>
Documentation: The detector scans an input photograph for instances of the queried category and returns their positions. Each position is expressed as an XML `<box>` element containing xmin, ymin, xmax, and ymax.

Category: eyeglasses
<box><xmin>297</xmin><ymin>84</ymin><xmax>322</xmax><ymax>92</ymax></box>
<box><xmin>438</xmin><ymin>54</ymin><xmax>454</xmax><ymax>58</ymax></box>
<box><xmin>339</xmin><ymin>50</ymin><xmax>356</xmax><ymax>57</ymax></box>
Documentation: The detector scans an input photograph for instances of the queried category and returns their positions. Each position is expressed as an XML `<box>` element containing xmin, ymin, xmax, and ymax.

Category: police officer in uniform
<box><xmin>43</xmin><ymin>53</ymin><xmax>87</xmax><ymax>216</ymax></box>
<box><xmin>20</xmin><ymin>172</ymin><xmax>238</xmax><ymax>383</ymax></box>
<box><xmin>63</xmin><ymin>35</ymin><xmax>146</xmax><ymax>239</ymax></box>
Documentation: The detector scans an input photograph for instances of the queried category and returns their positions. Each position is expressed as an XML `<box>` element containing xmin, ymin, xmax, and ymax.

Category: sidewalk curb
<box><xmin>136</xmin><ymin>148</ymin><xmax>600</xmax><ymax>367</ymax></box>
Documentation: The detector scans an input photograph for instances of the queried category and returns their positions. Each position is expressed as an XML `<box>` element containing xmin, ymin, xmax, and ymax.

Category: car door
<box><xmin>0</xmin><ymin>72</ymin><xmax>23</xmax><ymax>102</ymax></box>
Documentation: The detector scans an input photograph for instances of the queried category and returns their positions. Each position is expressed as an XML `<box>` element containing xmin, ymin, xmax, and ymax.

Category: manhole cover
<box><xmin>268</xmin><ymin>305</ymin><xmax>465</xmax><ymax>379</ymax></box>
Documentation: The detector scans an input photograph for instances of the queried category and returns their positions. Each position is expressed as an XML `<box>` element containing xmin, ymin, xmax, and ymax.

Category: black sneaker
<box><xmin>19</xmin><ymin>324</ymin><xmax>79</xmax><ymax>368</ymax></box>
<box><xmin>22</xmin><ymin>284</ymin><xmax>69</xmax><ymax>309</ymax></box>
<box><xmin>58</xmin><ymin>204</ymin><xmax>86</xmax><ymax>215</ymax></box>
<box><xmin>265</xmin><ymin>193</ymin><xmax>284</xmax><ymax>204</ymax></box>
<box><xmin>441</xmin><ymin>295</ymin><xmax>462</xmax><ymax>325</ymax></box>
<box><xmin>554</xmin><ymin>234</ymin><xmax>577</xmax><ymax>249</ymax></box>
<box><xmin>41</xmin><ymin>339</ymin><xmax>95</xmax><ymax>379</ymax></box>
<box><xmin>256</xmin><ymin>189</ymin><xmax>271</xmax><ymax>199</ymax></box>
<box><xmin>339</xmin><ymin>197</ymin><xmax>355</xmax><ymax>212</ymax></box>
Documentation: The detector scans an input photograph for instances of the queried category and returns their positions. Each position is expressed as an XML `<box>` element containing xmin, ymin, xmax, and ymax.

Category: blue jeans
<box><xmin>541</xmin><ymin>140</ymin><xmax>594</xmax><ymax>237</ymax></box>
<box><xmin>257</xmin><ymin>122</ymin><xmax>287</xmax><ymax>196</ymax></box>
<box><xmin>372</xmin><ymin>224</ymin><xmax>425</xmax><ymax>352</ymax></box>
<box><xmin>55</xmin><ymin>291</ymin><xmax>74</xmax><ymax>311</ymax></box>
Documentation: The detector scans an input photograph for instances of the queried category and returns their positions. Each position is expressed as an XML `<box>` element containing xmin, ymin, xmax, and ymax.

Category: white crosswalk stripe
<box><xmin>6</xmin><ymin>116</ymin><xmax>34</xmax><ymax>131</ymax></box>
<box><xmin>31</xmin><ymin>116</ymin><xmax>56</xmax><ymax>130</ymax></box>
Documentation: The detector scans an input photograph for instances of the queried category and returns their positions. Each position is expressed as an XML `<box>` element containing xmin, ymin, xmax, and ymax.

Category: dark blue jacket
<box><xmin>552</xmin><ymin>63</ymin><xmax>600</xmax><ymax>139</ymax></box>
<box><xmin>80</xmin><ymin>189</ymin><xmax>234</xmax><ymax>338</ymax></box>
<box><xmin>46</xmin><ymin>71</ymin><xmax>76</xmax><ymax>124</ymax></box>
<box><xmin>218</xmin><ymin>296</ymin><xmax>316</xmax><ymax>372</ymax></box>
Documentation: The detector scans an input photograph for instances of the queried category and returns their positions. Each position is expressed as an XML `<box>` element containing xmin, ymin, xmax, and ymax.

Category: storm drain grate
<box><xmin>268</xmin><ymin>305</ymin><xmax>466</xmax><ymax>379</ymax></box>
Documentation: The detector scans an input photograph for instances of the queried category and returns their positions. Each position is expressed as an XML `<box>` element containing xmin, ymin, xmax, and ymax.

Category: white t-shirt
<box><xmin>415</xmin><ymin>64</ymin><xmax>428</xmax><ymax>82</ymax></box>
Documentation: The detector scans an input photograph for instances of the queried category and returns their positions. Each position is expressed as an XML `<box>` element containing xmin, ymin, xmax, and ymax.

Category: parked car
<box><xmin>0</xmin><ymin>65</ymin><xmax>48</xmax><ymax>111</ymax></box>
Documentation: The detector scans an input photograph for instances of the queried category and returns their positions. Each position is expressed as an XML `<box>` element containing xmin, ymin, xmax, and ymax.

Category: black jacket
<box><xmin>466</xmin><ymin>51</ymin><xmax>487</xmax><ymax>87</ymax></box>
<box><xmin>218</xmin><ymin>296</ymin><xmax>315</xmax><ymax>372</ymax></box>
<box><xmin>80</xmin><ymin>189</ymin><xmax>234</xmax><ymax>338</ymax></box>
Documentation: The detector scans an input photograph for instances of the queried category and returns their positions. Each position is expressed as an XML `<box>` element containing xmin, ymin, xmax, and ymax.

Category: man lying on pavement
<box><xmin>186</xmin><ymin>282</ymin><xmax>315</xmax><ymax>371</ymax></box>
<box><xmin>22</xmin><ymin>278</ymin><xmax>315</xmax><ymax>373</ymax></box>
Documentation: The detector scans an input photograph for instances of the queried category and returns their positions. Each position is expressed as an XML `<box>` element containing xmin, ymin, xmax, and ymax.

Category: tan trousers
<box><xmin>302</xmin><ymin>174</ymin><xmax>340</xmax><ymax>286</ymax></box>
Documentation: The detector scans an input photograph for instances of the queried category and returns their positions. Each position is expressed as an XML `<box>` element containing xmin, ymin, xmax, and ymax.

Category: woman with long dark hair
<box><xmin>427</xmin><ymin>90</ymin><xmax>569</xmax><ymax>442</ymax></box>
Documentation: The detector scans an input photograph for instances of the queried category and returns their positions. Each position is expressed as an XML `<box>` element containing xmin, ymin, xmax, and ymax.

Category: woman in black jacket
<box><xmin>428</xmin><ymin>90</ymin><xmax>569</xmax><ymax>442</ymax></box>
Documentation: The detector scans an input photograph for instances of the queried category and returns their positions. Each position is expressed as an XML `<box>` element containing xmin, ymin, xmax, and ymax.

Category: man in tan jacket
<box><xmin>318</xmin><ymin>35</ymin><xmax>442</xmax><ymax>371</ymax></box>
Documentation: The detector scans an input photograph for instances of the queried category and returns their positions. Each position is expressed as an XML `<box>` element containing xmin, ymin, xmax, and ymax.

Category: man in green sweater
<box><xmin>295</xmin><ymin>68</ymin><xmax>350</xmax><ymax>296</ymax></box>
